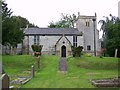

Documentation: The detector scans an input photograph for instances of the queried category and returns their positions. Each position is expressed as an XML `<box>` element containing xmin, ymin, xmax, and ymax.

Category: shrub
<box><xmin>85</xmin><ymin>53</ymin><xmax>92</xmax><ymax>57</ymax></box>
<box><xmin>31</xmin><ymin>45</ymin><xmax>43</xmax><ymax>56</ymax></box>
<box><xmin>71</xmin><ymin>46</ymin><xmax>83</xmax><ymax>57</ymax></box>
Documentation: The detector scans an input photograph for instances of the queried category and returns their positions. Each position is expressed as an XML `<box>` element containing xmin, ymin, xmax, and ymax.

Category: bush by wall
<box><xmin>31</xmin><ymin>45</ymin><xmax>43</xmax><ymax>57</ymax></box>
<box><xmin>71</xmin><ymin>46</ymin><xmax>83</xmax><ymax>57</ymax></box>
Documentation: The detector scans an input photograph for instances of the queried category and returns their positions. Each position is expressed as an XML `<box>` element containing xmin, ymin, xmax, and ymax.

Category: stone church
<box><xmin>22</xmin><ymin>14</ymin><xmax>101</xmax><ymax>57</ymax></box>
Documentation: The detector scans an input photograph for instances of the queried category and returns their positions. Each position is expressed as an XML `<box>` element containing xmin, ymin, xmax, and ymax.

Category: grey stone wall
<box><xmin>27</xmin><ymin>35</ymin><xmax>83</xmax><ymax>56</ymax></box>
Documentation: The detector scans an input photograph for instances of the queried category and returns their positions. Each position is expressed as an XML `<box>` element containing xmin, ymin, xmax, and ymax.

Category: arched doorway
<box><xmin>61</xmin><ymin>45</ymin><xmax>66</xmax><ymax>57</ymax></box>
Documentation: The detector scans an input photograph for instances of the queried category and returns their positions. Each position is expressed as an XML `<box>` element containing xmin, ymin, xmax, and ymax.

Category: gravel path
<box><xmin>58</xmin><ymin>57</ymin><xmax>67</xmax><ymax>71</ymax></box>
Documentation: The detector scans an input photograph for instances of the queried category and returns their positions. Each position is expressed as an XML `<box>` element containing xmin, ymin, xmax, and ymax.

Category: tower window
<box><xmin>87</xmin><ymin>45</ymin><xmax>91</xmax><ymax>50</ymax></box>
<box><xmin>86</xmin><ymin>22</ymin><xmax>90</xmax><ymax>27</ymax></box>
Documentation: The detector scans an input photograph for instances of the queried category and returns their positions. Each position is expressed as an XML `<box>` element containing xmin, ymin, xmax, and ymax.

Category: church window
<box><xmin>34</xmin><ymin>35</ymin><xmax>39</xmax><ymax>45</ymax></box>
<box><xmin>34</xmin><ymin>36</ymin><xmax>36</xmax><ymax>44</ymax></box>
<box><xmin>87</xmin><ymin>45</ymin><xmax>91</xmax><ymax>50</ymax></box>
<box><xmin>73</xmin><ymin>36</ymin><xmax>77</xmax><ymax>47</ymax></box>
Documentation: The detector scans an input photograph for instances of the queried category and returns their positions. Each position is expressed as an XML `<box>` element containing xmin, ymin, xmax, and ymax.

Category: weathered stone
<box><xmin>115</xmin><ymin>49</ymin><xmax>118</xmax><ymax>58</ymax></box>
<box><xmin>1</xmin><ymin>74</ymin><xmax>9</xmax><ymax>89</ymax></box>
<box><xmin>31</xmin><ymin>65</ymin><xmax>35</xmax><ymax>78</ymax></box>
<box><xmin>91</xmin><ymin>78</ymin><xmax>120</xmax><ymax>87</ymax></box>
<box><xmin>59</xmin><ymin>58</ymin><xmax>67</xmax><ymax>72</ymax></box>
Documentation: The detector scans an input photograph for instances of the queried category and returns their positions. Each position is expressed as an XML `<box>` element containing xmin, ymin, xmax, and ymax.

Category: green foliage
<box><xmin>31</xmin><ymin>45</ymin><xmax>43</xmax><ymax>56</ymax></box>
<box><xmin>71</xmin><ymin>46</ymin><xmax>83</xmax><ymax>57</ymax></box>
<box><xmin>48</xmin><ymin>13</ymin><xmax>79</xmax><ymax>28</ymax></box>
<box><xmin>2</xmin><ymin>16</ymin><xmax>24</xmax><ymax>47</ymax></box>
<box><xmin>15</xmin><ymin>16</ymin><xmax>39</xmax><ymax>28</ymax></box>
<box><xmin>2</xmin><ymin>55</ymin><xmax>36</xmax><ymax>75</ymax></box>
<box><xmin>2</xmin><ymin>1</ymin><xmax>39</xmax><ymax>55</ymax></box>
<box><xmin>31</xmin><ymin>45</ymin><xmax>43</xmax><ymax>52</ymax></box>
<box><xmin>99</xmin><ymin>14</ymin><xmax>120</xmax><ymax>57</ymax></box>
<box><xmin>2</xmin><ymin>1</ymin><xmax>13</xmax><ymax>21</ymax></box>
<box><xmin>84</xmin><ymin>53</ymin><xmax>92</xmax><ymax>57</ymax></box>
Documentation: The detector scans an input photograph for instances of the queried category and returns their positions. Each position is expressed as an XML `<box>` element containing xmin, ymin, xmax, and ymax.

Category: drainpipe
<box><xmin>92</xmin><ymin>18</ymin><xmax>96</xmax><ymax>56</ymax></box>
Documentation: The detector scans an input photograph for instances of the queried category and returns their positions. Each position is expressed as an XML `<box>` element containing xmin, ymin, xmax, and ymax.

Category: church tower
<box><xmin>76</xmin><ymin>13</ymin><xmax>100</xmax><ymax>56</ymax></box>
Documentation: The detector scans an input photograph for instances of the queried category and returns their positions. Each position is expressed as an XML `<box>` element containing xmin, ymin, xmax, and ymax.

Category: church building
<box><xmin>22</xmin><ymin>14</ymin><xmax>101</xmax><ymax>57</ymax></box>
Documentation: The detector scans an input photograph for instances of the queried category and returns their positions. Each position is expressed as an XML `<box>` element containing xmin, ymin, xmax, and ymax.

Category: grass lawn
<box><xmin>22</xmin><ymin>55</ymin><xmax>118</xmax><ymax>88</ymax></box>
<box><xmin>2</xmin><ymin>55</ymin><xmax>37</xmax><ymax>76</ymax></box>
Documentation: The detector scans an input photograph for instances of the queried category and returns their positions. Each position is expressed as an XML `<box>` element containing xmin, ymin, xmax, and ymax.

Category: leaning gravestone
<box><xmin>115</xmin><ymin>49</ymin><xmax>118</xmax><ymax>58</ymax></box>
<box><xmin>1</xmin><ymin>74</ymin><xmax>9</xmax><ymax>89</ymax></box>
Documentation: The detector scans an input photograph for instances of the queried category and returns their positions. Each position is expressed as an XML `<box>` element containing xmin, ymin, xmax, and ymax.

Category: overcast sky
<box><xmin>5</xmin><ymin>0</ymin><xmax>120</xmax><ymax>38</ymax></box>
<box><xmin>6</xmin><ymin>0</ymin><xmax>119</xmax><ymax>27</ymax></box>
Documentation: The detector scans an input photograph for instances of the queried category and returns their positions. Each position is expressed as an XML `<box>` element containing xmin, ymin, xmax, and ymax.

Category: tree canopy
<box><xmin>2</xmin><ymin>1</ymin><xmax>39</xmax><ymax>54</ymax></box>
<box><xmin>99</xmin><ymin>14</ymin><xmax>120</xmax><ymax>57</ymax></box>
<box><xmin>48</xmin><ymin>13</ymin><xmax>80</xmax><ymax>28</ymax></box>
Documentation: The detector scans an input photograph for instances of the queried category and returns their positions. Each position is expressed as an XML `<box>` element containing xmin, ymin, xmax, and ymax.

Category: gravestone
<box><xmin>0</xmin><ymin>59</ymin><xmax>2</xmax><ymax>90</ymax></box>
<box><xmin>59</xmin><ymin>57</ymin><xmax>67</xmax><ymax>73</ymax></box>
<box><xmin>1</xmin><ymin>74</ymin><xmax>9</xmax><ymax>89</ymax></box>
<box><xmin>31</xmin><ymin>65</ymin><xmax>35</xmax><ymax>78</ymax></box>
<box><xmin>37</xmin><ymin>57</ymin><xmax>40</xmax><ymax>69</ymax></box>
<box><xmin>115</xmin><ymin>49</ymin><xmax>118</xmax><ymax>58</ymax></box>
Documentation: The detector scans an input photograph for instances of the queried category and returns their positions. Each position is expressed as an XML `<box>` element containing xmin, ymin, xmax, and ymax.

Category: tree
<box><xmin>2</xmin><ymin>16</ymin><xmax>24</xmax><ymax>54</ymax></box>
<box><xmin>2</xmin><ymin>1</ymin><xmax>13</xmax><ymax>45</ymax></box>
<box><xmin>2</xmin><ymin>1</ymin><xmax>39</xmax><ymax>55</ymax></box>
<box><xmin>15</xmin><ymin>16</ymin><xmax>39</xmax><ymax>28</ymax></box>
<box><xmin>2</xmin><ymin>1</ymin><xmax>24</xmax><ymax>54</ymax></box>
<box><xmin>48</xmin><ymin>13</ymin><xmax>80</xmax><ymax>28</ymax></box>
<box><xmin>2</xmin><ymin>1</ymin><xmax>13</xmax><ymax>22</ymax></box>
<box><xmin>99</xmin><ymin>14</ymin><xmax>120</xmax><ymax>57</ymax></box>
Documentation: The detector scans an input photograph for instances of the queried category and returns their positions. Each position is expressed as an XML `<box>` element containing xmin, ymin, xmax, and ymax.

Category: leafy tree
<box><xmin>2</xmin><ymin>1</ymin><xmax>24</xmax><ymax>54</ymax></box>
<box><xmin>48</xmin><ymin>13</ymin><xmax>80</xmax><ymax>28</ymax></box>
<box><xmin>2</xmin><ymin>16</ymin><xmax>25</xmax><ymax>54</ymax></box>
<box><xmin>99</xmin><ymin>14</ymin><xmax>120</xmax><ymax>57</ymax></box>
<box><xmin>15</xmin><ymin>16</ymin><xmax>39</xmax><ymax>28</ymax></box>
<box><xmin>2</xmin><ymin>1</ymin><xmax>39</xmax><ymax>55</ymax></box>
<box><xmin>2</xmin><ymin>1</ymin><xmax>13</xmax><ymax>22</ymax></box>
<box><xmin>2</xmin><ymin>1</ymin><xmax>13</xmax><ymax>45</ymax></box>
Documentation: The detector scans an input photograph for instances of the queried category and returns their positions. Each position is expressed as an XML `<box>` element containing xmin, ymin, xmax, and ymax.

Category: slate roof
<box><xmin>25</xmin><ymin>28</ymin><xmax>81</xmax><ymax>36</ymax></box>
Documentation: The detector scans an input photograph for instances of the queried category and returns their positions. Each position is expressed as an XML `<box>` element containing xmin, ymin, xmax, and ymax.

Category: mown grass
<box><xmin>22</xmin><ymin>55</ymin><xmax>118</xmax><ymax>88</ymax></box>
<box><xmin>2</xmin><ymin>55</ymin><xmax>36</xmax><ymax>76</ymax></box>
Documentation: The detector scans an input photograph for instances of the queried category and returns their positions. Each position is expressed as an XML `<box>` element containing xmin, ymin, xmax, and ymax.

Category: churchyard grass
<box><xmin>2</xmin><ymin>55</ymin><xmax>37</xmax><ymax>76</ymax></box>
<box><xmin>22</xmin><ymin>55</ymin><xmax>118</xmax><ymax>88</ymax></box>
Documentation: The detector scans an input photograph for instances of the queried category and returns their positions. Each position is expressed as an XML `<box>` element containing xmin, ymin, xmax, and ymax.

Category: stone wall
<box><xmin>27</xmin><ymin>35</ymin><xmax>83</xmax><ymax>56</ymax></box>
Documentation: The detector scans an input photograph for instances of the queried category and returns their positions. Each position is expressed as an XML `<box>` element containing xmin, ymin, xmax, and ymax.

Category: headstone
<box><xmin>115</xmin><ymin>49</ymin><xmax>118</xmax><ymax>58</ymax></box>
<box><xmin>37</xmin><ymin>57</ymin><xmax>40</xmax><ymax>69</ymax></box>
<box><xmin>0</xmin><ymin>57</ymin><xmax>2</xmax><ymax>90</ymax></box>
<box><xmin>31</xmin><ymin>65</ymin><xmax>35</xmax><ymax>78</ymax></box>
<box><xmin>0</xmin><ymin>75</ymin><xmax>1</xmax><ymax>90</ymax></box>
<box><xmin>1</xmin><ymin>74</ymin><xmax>9</xmax><ymax>89</ymax></box>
